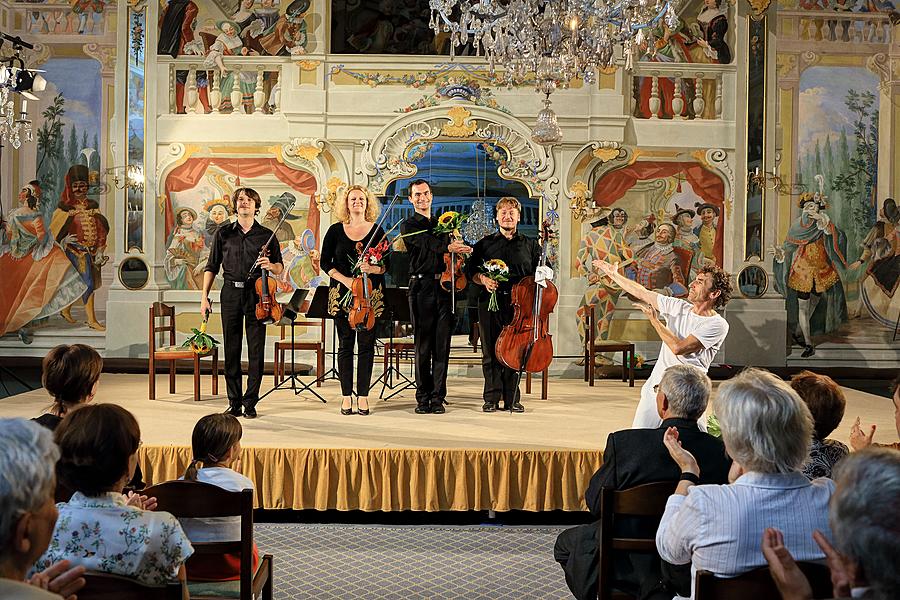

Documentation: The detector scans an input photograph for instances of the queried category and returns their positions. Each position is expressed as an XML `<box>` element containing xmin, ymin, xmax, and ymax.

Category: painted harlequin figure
<box><xmin>628</xmin><ymin>223</ymin><xmax>689</xmax><ymax>298</ymax></box>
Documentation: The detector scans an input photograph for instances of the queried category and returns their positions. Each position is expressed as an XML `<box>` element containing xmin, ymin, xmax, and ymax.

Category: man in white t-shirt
<box><xmin>594</xmin><ymin>260</ymin><xmax>732</xmax><ymax>428</ymax></box>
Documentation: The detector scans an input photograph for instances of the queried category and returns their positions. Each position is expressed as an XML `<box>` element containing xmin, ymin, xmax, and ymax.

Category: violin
<box><xmin>495</xmin><ymin>220</ymin><xmax>558</xmax><ymax>373</ymax></box>
<box><xmin>254</xmin><ymin>245</ymin><xmax>284</xmax><ymax>325</ymax></box>
<box><xmin>440</xmin><ymin>252</ymin><xmax>466</xmax><ymax>292</ymax></box>
<box><xmin>347</xmin><ymin>271</ymin><xmax>376</xmax><ymax>331</ymax></box>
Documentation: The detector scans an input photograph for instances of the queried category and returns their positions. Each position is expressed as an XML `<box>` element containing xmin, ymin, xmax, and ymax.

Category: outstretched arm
<box><xmin>594</xmin><ymin>259</ymin><xmax>660</xmax><ymax>310</ymax></box>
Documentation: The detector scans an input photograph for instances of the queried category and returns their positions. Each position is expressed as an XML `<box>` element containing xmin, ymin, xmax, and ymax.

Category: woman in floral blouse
<box><xmin>790</xmin><ymin>370</ymin><xmax>849</xmax><ymax>480</ymax></box>
<box><xmin>31</xmin><ymin>404</ymin><xmax>193</xmax><ymax>593</ymax></box>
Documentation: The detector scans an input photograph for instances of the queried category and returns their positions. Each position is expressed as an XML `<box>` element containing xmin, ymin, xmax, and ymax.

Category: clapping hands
<box><xmin>662</xmin><ymin>426</ymin><xmax>700</xmax><ymax>475</ymax></box>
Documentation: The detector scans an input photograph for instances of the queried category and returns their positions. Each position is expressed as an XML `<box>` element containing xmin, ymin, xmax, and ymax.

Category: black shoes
<box><xmin>341</xmin><ymin>398</ymin><xmax>353</xmax><ymax>415</ymax></box>
<box><xmin>357</xmin><ymin>398</ymin><xmax>370</xmax><ymax>416</ymax></box>
<box><xmin>225</xmin><ymin>406</ymin><xmax>243</xmax><ymax>417</ymax></box>
<box><xmin>801</xmin><ymin>345</ymin><xmax>815</xmax><ymax>358</ymax></box>
<box><xmin>503</xmin><ymin>400</ymin><xmax>525</xmax><ymax>413</ymax></box>
<box><xmin>243</xmin><ymin>405</ymin><xmax>257</xmax><ymax>419</ymax></box>
<box><xmin>430</xmin><ymin>404</ymin><xmax>445</xmax><ymax>414</ymax></box>
<box><xmin>415</xmin><ymin>405</ymin><xmax>430</xmax><ymax>414</ymax></box>
<box><xmin>482</xmin><ymin>400</ymin><xmax>498</xmax><ymax>413</ymax></box>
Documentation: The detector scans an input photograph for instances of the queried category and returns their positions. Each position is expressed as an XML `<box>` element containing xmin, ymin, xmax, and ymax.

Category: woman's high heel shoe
<box><xmin>357</xmin><ymin>397</ymin><xmax>370</xmax><ymax>416</ymax></box>
<box><xmin>340</xmin><ymin>397</ymin><xmax>353</xmax><ymax>416</ymax></box>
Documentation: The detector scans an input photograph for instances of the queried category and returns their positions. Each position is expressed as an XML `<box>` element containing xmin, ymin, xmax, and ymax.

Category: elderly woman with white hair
<box><xmin>0</xmin><ymin>418</ymin><xmax>85</xmax><ymax>599</ymax></box>
<box><xmin>763</xmin><ymin>447</ymin><xmax>900</xmax><ymax>600</ymax></box>
<box><xmin>655</xmin><ymin>368</ymin><xmax>834</xmax><ymax>598</ymax></box>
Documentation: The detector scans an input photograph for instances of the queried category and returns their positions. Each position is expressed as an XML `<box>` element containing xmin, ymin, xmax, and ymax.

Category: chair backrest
<box><xmin>280</xmin><ymin>317</ymin><xmax>326</xmax><ymax>341</ymax></box>
<box><xmin>143</xmin><ymin>480</ymin><xmax>254</xmax><ymax>599</ymax></box>
<box><xmin>597</xmin><ymin>481</ymin><xmax>678</xmax><ymax>600</ymax></box>
<box><xmin>695</xmin><ymin>562</ymin><xmax>833</xmax><ymax>600</ymax></box>
<box><xmin>80</xmin><ymin>571</ymin><xmax>182</xmax><ymax>600</ymax></box>
<box><xmin>149</xmin><ymin>302</ymin><xmax>176</xmax><ymax>353</ymax></box>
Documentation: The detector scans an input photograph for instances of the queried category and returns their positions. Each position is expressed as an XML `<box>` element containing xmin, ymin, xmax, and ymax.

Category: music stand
<box><xmin>304</xmin><ymin>284</ymin><xmax>340</xmax><ymax>383</ymax></box>
<box><xmin>259</xmin><ymin>288</ymin><xmax>326</xmax><ymax>403</ymax></box>
<box><xmin>372</xmin><ymin>287</ymin><xmax>417</xmax><ymax>401</ymax></box>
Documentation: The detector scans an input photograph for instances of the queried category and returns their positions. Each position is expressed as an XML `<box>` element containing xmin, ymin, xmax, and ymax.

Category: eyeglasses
<box><xmin>653</xmin><ymin>384</ymin><xmax>660</xmax><ymax>394</ymax></box>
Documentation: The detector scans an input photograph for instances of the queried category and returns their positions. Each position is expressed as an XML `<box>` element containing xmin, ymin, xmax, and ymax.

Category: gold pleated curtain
<box><xmin>140</xmin><ymin>446</ymin><xmax>602</xmax><ymax>512</ymax></box>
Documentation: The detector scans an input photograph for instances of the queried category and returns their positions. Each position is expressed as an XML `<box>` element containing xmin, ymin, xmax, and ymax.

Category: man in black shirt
<box><xmin>466</xmin><ymin>197</ymin><xmax>543</xmax><ymax>412</ymax></box>
<box><xmin>202</xmin><ymin>187</ymin><xmax>283</xmax><ymax>418</ymax></box>
<box><xmin>399</xmin><ymin>179</ymin><xmax>472</xmax><ymax>414</ymax></box>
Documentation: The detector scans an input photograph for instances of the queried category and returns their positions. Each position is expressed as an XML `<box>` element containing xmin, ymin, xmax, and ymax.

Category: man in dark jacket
<box><xmin>554</xmin><ymin>364</ymin><xmax>731</xmax><ymax>600</ymax></box>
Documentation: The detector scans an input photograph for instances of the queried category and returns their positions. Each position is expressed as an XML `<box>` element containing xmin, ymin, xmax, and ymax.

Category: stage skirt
<box><xmin>140</xmin><ymin>446</ymin><xmax>602</xmax><ymax>512</ymax></box>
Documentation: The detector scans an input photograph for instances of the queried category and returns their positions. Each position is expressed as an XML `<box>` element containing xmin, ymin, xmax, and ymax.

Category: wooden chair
<box><xmin>695</xmin><ymin>563</ymin><xmax>833</xmax><ymax>600</ymax></box>
<box><xmin>149</xmin><ymin>302</ymin><xmax>218</xmax><ymax>402</ymax></box>
<box><xmin>80</xmin><ymin>572</ymin><xmax>182</xmax><ymax>600</ymax></box>
<box><xmin>143</xmin><ymin>480</ymin><xmax>273</xmax><ymax>600</ymax></box>
<box><xmin>597</xmin><ymin>481</ymin><xmax>677</xmax><ymax>600</ymax></box>
<box><xmin>525</xmin><ymin>369</ymin><xmax>548</xmax><ymax>399</ymax></box>
<box><xmin>584</xmin><ymin>305</ymin><xmax>634</xmax><ymax>387</ymax></box>
<box><xmin>274</xmin><ymin>316</ymin><xmax>325</xmax><ymax>386</ymax></box>
<box><xmin>383</xmin><ymin>338</ymin><xmax>416</xmax><ymax>375</ymax></box>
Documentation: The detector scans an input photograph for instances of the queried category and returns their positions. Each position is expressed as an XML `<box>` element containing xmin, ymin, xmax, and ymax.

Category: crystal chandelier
<box><xmin>429</xmin><ymin>0</ymin><xmax>680</xmax><ymax>143</ymax></box>
<box><xmin>0</xmin><ymin>34</ymin><xmax>44</xmax><ymax>149</ymax></box>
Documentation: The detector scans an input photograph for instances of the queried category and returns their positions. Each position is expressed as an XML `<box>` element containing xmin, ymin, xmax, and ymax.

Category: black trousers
<box><xmin>477</xmin><ymin>295</ymin><xmax>520</xmax><ymax>406</ymax></box>
<box><xmin>220</xmin><ymin>284</ymin><xmax>267</xmax><ymax>410</ymax></box>
<box><xmin>334</xmin><ymin>316</ymin><xmax>377</xmax><ymax>397</ymax></box>
<box><xmin>408</xmin><ymin>277</ymin><xmax>454</xmax><ymax>407</ymax></box>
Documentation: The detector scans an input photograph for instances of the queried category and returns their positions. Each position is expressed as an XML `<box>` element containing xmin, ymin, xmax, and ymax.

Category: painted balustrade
<box><xmin>629</xmin><ymin>63</ymin><xmax>734</xmax><ymax>121</ymax></box>
<box><xmin>162</xmin><ymin>57</ymin><xmax>284</xmax><ymax>116</ymax></box>
<box><xmin>779</xmin><ymin>10</ymin><xmax>893</xmax><ymax>47</ymax></box>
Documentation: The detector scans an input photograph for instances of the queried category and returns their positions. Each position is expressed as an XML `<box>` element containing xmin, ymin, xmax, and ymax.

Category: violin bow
<box><xmin>245</xmin><ymin>194</ymin><xmax>297</xmax><ymax>282</ymax></box>
<box><xmin>354</xmin><ymin>193</ymin><xmax>401</xmax><ymax>269</ymax></box>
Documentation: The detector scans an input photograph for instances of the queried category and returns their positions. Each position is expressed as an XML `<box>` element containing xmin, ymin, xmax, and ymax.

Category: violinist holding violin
<box><xmin>466</xmin><ymin>197</ymin><xmax>543</xmax><ymax>413</ymax></box>
<box><xmin>320</xmin><ymin>184</ymin><xmax>387</xmax><ymax>416</ymax></box>
<box><xmin>202</xmin><ymin>187</ymin><xmax>283</xmax><ymax>420</ymax></box>
<box><xmin>400</xmin><ymin>179</ymin><xmax>472</xmax><ymax>415</ymax></box>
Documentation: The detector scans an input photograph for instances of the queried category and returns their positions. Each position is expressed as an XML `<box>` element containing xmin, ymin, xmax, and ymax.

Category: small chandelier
<box><xmin>429</xmin><ymin>0</ymin><xmax>680</xmax><ymax>142</ymax></box>
<box><xmin>0</xmin><ymin>34</ymin><xmax>46</xmax><ymax>149</ymax></box>
<box><xmin>106</xmin><ymin>164</ymin><xmax>145</xmax><ymax>192</ymax></box>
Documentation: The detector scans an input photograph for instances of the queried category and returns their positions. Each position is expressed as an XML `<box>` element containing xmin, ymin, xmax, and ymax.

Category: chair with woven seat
<box><xmin>584</xmin><ymin>304</ymin><xmax>634</xmax><ymax>387</ymax></box>
<box><xmin>143</xmin><ymin>480</ymin><xmax>273</xmax><ymax>600</ymax></box>
<box><xmin>695</xmin><ymin>563</ymin><xmax>832</xmax><ymax>600</ymax></box>
<box><xmin>273</xmin><ymin>315</ymin><xmax>325</xmax><ymax>386</ymax></box>
<box><xmin>597</xmin><ymin>481</ymin><xmax>677</xmax><ymax>600</ymax></box>
<box><xmin>149</xmin><ymin>302</ymin><xmax>218</xmax><ymax>402</ymax></box>
<box><xmin>80</xmin><ymin>572</ymin><xmax>182</xmax><ymax>600</ymax></box>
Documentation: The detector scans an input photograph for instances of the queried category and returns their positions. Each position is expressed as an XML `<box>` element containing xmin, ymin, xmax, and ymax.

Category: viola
<box><xmin>347</xmin><ymin>271</ymin><xmax>376</xmax><ymax>331</ymax></box>
<box><xmin>495</xmin><ymin>220</ymin><xmax>558</xmax><ymax>373</ymax></box>
<box><xmin>440</xmin><ymin>252</ymin><xmax>466</xmax><ymax>292</ymax></box>
<box><xmin>254</xmin><ymin>245</ymin><xmax>284</xmax><ymax>324</ymax></box>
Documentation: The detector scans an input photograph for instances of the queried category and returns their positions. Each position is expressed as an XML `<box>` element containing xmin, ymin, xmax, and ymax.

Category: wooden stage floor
<box><xmin>2</xmin><ymin>373</ymin><xmax>895</xmax><ymax>512</ymax></box>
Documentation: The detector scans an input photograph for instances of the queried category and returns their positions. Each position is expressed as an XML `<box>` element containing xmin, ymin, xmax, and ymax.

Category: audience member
<box><xmin>0</xmin><ymin>418</ymin><xmax>85</xmax><ymax>600</ymax></box>
<box><xmin>656</xmin><ymin>368</ymin><xmax>834</xmax><ymax>599</ymax></box>
<box><xmin>790</xmin><ymin>370</ymin><xmax>849</xmax><ymax>479</ymax></box>
<box><xmin>31</xmin><ymin>404</ymin><xmax>193</xmax><ymax>590</ymax></box>
<box><xmin>34</xmin><ymin>344</ymin><xmax>144</xmax><ymax>495</ymax></box>
<box><xmin>849</xmin><ymin>374</ymin><xmax>900</xmax><ymax>451</ymax></box>
<box><xmin>179</xmin><ymin>413</ymin><xmax>258</xmax><ymax>581</ymax></box>
<box><xmin>554</xmin><ymin>365</ymin><xmax>731</xmax><ymax>600</ymax></box>
<box><xmin>763</xmin><ymin>448</ymin><xmax>900</xmax><ymax>600</ymax></box>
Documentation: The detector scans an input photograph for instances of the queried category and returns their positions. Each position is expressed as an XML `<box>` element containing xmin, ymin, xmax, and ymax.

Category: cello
<box><xmin>495</xmin><ymin>220</ymin><xmax>558</xmax><ymax>373</ymax></box>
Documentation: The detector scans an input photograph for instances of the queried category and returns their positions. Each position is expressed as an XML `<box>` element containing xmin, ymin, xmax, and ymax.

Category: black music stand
<box><xmin>304</xmin><ymin>284</ymin><xmax>341</xmax><ymax>383</ymax></box>
<box><xmin>372</xmin><ymin>287</ymin><xmax>417</xmax><ymax>401</ymax></box>
<box><xmin>260</xmin><ymin>288</ymin><xmax>326</xmax><ymax>402</ymax></box>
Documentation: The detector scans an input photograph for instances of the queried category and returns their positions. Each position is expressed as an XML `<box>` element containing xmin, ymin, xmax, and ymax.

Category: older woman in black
<box><xmin>320</xmin><ymin>184</ymin><xmax>387</xmax><ymax>415</ymax></box>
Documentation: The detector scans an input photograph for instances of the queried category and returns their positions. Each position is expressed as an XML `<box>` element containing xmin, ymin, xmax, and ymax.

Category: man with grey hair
<box><xmin>0</xmin><ymin>418</ymin><xmax>85</xmax><ymax>599</ymax></box>
<box><xmin>763</xmin><ymin>447</ymin><xmax>900</xmax><ymax>600</ymax></box>
<box><xmin>554</xmin><ymin>365</ymin><xmax>731</xmax><ymax>600</ymax></box>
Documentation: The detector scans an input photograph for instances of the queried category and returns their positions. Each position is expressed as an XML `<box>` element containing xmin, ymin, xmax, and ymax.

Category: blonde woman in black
<box><xmin>320</xmin><ymin>185</ymin><xmax>387</xmax><ymax>415</ymax></box>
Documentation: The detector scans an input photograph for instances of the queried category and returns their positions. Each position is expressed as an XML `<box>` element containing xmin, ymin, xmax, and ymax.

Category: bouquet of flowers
<box><xmin>481</xmin><ymin>258</ymin><xmax>509</xmax><ymax>312</ymax></box>
<box><xmin>433</xmin><ymin>210</ymin><xmax>467</xmax><ymax>239</ymax></box>
<box><xmin>183</xmin><ymin>311</ymin><xmax>220</xmax><ymax>354</ymax></box>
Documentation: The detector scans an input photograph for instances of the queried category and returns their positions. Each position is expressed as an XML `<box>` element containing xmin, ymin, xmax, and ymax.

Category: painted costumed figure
<box><xmin>0</xmin><ymin>183</ymin><xmax>87</xmax><ymax>341</ymax></box>
<box><xmin>165</xmin><ymin>207</ymin><xmax>206</xmax><ymax>290</ymax></box>
<box><xmin>51</xmin><ymin>164</ymin><xmax>110</xmax><ymax>331</ymax></box>
<box><xmin>575</xmin><ymin>207</ymin><xmax>634</xmax><ymax>349</ymax></box>
<box><xmin>771</xmin><ymin>179</ymin><xmax>848</xmax><ymax>357</ymax></box>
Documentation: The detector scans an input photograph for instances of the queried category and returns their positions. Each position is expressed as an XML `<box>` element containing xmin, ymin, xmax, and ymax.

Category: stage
<box><xmin>1</xmin><ymin>373</ymin><xmax>894</xmax><ymax>512</ymax></box>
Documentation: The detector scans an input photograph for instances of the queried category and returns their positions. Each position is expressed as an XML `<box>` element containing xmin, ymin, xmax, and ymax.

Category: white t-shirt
<box><xmin>650</xmin><ymin>295</ymin><xmax>728</xmax><ymax>379</ymax></box>
<box><xmin>178</xmin><ymin>467</ymin><xmax>255</xmax><ymax>543</ymax></box>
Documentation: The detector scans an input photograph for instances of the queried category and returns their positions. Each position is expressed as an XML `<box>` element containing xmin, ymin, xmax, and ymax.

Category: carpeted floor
<box><xmin>254</xmin><ymin>522</ymin><xmax>571</xmax><ymax>599</ymax></box>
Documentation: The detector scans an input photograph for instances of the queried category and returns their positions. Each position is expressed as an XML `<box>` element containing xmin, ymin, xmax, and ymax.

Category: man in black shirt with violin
<box><xmin>202</xmin><ymin>187</ymin><xmax>284</xmax><ymax>419</ymax></box>
<box><xmin>399</xmin><ymin>179</ymin><xmax>472</xmax><ymax>414</ymax></box>
<box><xmin>466</xmin><ymin>197</ymin><xmax>547</xmax><ymax>413</ymax></box>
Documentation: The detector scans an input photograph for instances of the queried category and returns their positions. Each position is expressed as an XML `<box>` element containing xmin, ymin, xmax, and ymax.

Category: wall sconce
<box><xmin>748</xmin><ymin>167</ymin><xmax>805</xmax><ymax>195</ymax></box>
<box><xmin>106</xmin><ymin>164</ymin><xmax>144</xmax><ymax>192</ymax></box>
